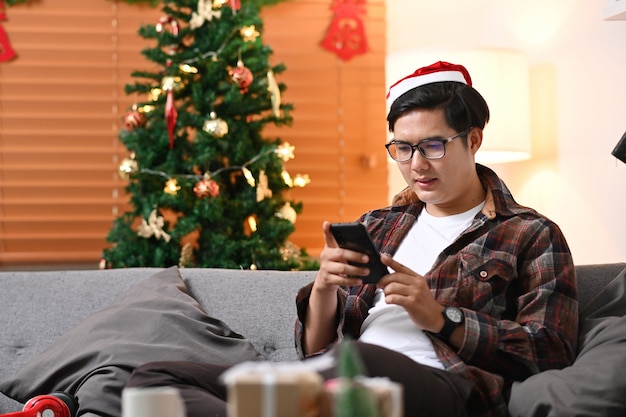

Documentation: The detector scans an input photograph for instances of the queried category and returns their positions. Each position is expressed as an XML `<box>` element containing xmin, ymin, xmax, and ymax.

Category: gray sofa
<box><xmin>1</xmin><ymin>263</ymin><xmax>625</xmax><ymax>417</ymax></box>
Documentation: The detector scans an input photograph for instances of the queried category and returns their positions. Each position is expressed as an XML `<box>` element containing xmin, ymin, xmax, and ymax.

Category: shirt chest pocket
<box><xmin>456</xmin><ymin>254</ymin><xmax>517</xmax><ymax>313</ymax></box>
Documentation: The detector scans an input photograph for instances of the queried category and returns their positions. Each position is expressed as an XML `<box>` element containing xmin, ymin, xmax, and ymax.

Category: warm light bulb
<box><xmin>292</xmin><ymin>174</ymin><xmax>310</xmax><ymax>188</ymax></box>
<box><xmin>275</xmin><ymin>142</ymin><xmax>295</xmax><ymax>161</ymax></box>
<box><xmin>242</xmin><ymin>167</ymin><xmax>256</xmax><ymax>187</ymax></box>
<box><xmin>164</xmin><ymin>178</ymin><xmax>181</xmax><ymax>195</ymax></box>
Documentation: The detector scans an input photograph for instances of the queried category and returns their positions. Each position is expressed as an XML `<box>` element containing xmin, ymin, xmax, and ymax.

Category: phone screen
<box><xmin>329</xmin><ymin>222</ymin><xmax>388</xmax><ymax>283</ymax></box>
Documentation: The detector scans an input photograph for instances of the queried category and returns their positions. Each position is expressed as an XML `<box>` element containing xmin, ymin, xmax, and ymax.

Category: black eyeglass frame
<box><xmin>385</xmin><ymin>128</ymin><xmax>471</xmax><ymax>162</ymax></box>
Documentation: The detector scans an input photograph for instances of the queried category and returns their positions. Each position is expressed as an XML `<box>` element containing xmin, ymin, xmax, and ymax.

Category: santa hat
<box><xmin>386</xmin><ymin>61</ymin><xmax>472</xmax><ymax>108</ymax></box>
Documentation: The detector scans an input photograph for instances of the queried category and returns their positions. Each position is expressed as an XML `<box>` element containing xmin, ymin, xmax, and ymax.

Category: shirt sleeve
<box><xmin>294</xmin><ymin>282</ymin><xmax>348</xmax><ymax>358</ymax></box>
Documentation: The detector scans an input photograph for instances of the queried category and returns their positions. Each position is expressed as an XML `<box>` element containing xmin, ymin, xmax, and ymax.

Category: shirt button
<box><xmin>480</xmin><ymin>270</ymin><xmax>488</xmax><ymax>278</ymax></box>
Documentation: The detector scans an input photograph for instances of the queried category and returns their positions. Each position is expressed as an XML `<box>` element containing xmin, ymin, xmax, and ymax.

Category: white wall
<box><xmin>386</xmin><ymin>0</ymin><xmax>626</xmax><ymax>265</ymax></box>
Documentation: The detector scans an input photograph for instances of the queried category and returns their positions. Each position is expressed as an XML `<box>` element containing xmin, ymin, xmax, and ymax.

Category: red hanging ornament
<box><xmin>228</xmin><ymin>59</ymin><xmax>253</xmax><ymax>93</ymax></box>
<box><xmin>124</xmin><ymin>107</ymin><xmax>147</xmax><ymax>131</ymax></box>
<box><xmin>321</xmin><ymin>0</ymin><xmax>368</xmax><ymax>61</ymax></box>
<box><xmin>165</xmin><ymin>87</ymin><xmax>178</xmax><ymax>148</ymax></box>
<box><xmin>193</xmin><ymin>176</ymin><xmax>220</xmax><ymax>198</ymax></box>
<box><xmin>0</xmin><ymin>1</ymin><xmax>17</xmax><ymax>63</ymax></box>
<box><xmin>156</xmin><ymin>16</ymin><xmax>181</xmax><ymax>148</ymax></box>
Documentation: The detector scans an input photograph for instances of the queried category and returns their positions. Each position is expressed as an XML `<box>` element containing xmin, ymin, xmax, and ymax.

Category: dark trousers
<box><xmin>126</xmin><ymin>342</ymin><xmax>473</xmax><ymax>417</ymax></box>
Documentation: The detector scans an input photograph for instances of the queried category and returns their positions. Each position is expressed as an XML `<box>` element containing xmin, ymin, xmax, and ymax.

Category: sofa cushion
<box><xmin>508</xmin><ymin>266</ymin><xmax>626</xmax><ymax>417</ymax></box>
<box><xmin>0</xmin><ymin>266</ymin><xmax>261</xmax><ymax>417</ymax></box>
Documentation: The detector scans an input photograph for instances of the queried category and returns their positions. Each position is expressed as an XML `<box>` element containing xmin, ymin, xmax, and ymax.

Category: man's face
<box><xmin>392</xmin><ymin>108</ymin><xmax>481</xmax><ymax>216</ymax></box>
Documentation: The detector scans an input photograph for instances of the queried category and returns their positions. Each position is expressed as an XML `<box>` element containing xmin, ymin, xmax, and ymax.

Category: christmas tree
<box><xmin>102</xmin><ymin>0</ymin><xmax>315</xmax><ymax>270</ymax></box>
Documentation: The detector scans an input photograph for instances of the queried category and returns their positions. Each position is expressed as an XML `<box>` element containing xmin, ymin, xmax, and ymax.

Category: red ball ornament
<box><xmin>193</xmin><ymin>178</ymin><xmax>220</xmax><ymax>198</ymax></box>
<box><xmin>228</xmin><ymin>60</ymin><xmax>253</xmax><ymax>93</ymax></box>
<box><xmin>124</xmin><ymin>109</ymin><xmax>146</xmax><ymax>131</ymax></box>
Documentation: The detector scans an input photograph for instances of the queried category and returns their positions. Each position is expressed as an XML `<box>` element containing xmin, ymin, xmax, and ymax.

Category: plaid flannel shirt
<box><xmin>295</xmin><ymin>164</ymin><xmax>578</xmax><ymax>417</ymax></box>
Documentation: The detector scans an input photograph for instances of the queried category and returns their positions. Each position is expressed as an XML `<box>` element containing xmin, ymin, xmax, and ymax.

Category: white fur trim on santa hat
<box><xmin>386</xmin><ymin>70</ymin><xmax>468</xmax><ymax>108</ymax></box>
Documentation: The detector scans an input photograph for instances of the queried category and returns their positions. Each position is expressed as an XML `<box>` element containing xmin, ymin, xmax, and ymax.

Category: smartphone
<box><xmin>329</xmin><ymin>222</ymin><xmax>388</xmax><ymax>284</ymax></box>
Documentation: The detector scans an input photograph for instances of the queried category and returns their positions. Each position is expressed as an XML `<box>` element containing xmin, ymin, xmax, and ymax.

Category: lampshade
<box><xmin>386</xmin><ymin>48</ymin><xmax>532</xmax><ymax>164</ymax></box>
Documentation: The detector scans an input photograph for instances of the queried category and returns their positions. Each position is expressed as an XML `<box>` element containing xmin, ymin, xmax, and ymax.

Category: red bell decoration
<box><xmin>0</xmin><ymin>1</ymin><xmax>17</xmax><ymax>62</ymax></box>
<box><xmin>321</xmin><ymin>0</ymin><xmax>368</xmax><ymax>61</ymax></box>
<box><xmin>228</xmin><ymin>59</ymin><xmax>253</xmax><ymax>93</ymax></box>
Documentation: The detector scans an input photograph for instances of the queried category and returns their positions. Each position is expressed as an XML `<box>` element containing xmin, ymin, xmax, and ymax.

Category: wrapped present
<box><xmin>360</xmin><ymin>377</ymin><xmax>403</xmax><ymax>417</ymax></box>
<box><xmin>221</xmin><ymin>361</ymin><xmax>326</xmax><ymax>417</ymax></box>
<box><xmin>325</xmin><ymin>377</ymin><xmax>403</xmax><ymax>417</ymax></box>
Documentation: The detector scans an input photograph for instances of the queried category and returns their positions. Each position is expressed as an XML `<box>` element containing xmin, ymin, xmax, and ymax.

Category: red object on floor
<box><xmin>1</xmin><ymin>393</ymin><xmax>78</xmax><ymax>417</ymax></box>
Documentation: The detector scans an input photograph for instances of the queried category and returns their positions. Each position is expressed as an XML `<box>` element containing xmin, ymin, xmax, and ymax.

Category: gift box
<box><xmin>325</xmin><ymin>377</ymin><xmax>403</xmax><ymax>417</ymax></box>
<box><xmin>221</xmin><ymin>362</ymin><xmax>326</xmax><ymax>417</ymax></box>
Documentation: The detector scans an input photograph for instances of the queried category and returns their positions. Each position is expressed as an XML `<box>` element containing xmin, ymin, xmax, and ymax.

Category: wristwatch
<box><xmin>438</xmin><ymin>306</ymin><xmax>464</xmax><ymax>339</ymax></box>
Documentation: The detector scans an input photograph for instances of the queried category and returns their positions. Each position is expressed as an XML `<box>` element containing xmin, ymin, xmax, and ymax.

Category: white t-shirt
<box><xmin>359</xmin><ymin>202</ymin><xmax>485</xmax><ymax>369</ymax></box>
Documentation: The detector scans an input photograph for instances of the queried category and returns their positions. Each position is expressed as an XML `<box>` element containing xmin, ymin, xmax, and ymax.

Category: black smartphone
<box><xmin>329</xmin><ymin>222</ymin><xmax>388</xmax><ymax>284</ymax></box>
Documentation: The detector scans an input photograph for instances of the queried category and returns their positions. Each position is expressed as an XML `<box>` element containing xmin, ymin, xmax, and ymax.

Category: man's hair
<box><xmin>386</xmin><ymin>82</ymin><xmax>490</xmax><ymax>135</ymax></box>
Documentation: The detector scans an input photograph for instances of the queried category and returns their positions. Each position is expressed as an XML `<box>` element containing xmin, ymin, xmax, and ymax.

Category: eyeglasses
<box><xmin>385</xmin><ymin>129</ymin><xmax>470</xmax><ymax>162</ymax></box>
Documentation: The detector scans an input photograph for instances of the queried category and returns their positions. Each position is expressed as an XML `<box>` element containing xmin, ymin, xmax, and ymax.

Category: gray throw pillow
<box><xmin>0</xmin><ymin>267</ymin><xmax>261</xmax><ymax>417</ymax></box>
<box><xmin>508</xmin><ymin>266</ymin><xmax>626</xmax><ymax>417</ymax></box>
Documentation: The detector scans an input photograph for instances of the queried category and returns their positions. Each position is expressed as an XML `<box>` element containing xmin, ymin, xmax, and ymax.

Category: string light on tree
<box><xmin>118</xmin><ymin>153</ymin><xmax>138</xmax><ymax>180</ymax></box>
<box><xmin>240</xmin><ymin>25</ymin><xmax>260</xmax><ymax>42</ymax></box>
<box><xmin>275</xmin><ymin>142</ymin><xmax>295</xmax><ymax>161</ymax></box>
<box><xmin>281</xmin><ymin>170</ymin><xmax>310</xmax><ymax>188</ymax></box>
<box><xmin>163</xmin><ymin>178</ymin><xmax>181</xmax><ymax>195</ymax></box>
<box><xmin>242</xmin><ymin>167</ymin><xmax>255</xmax><ymax>187</ymax></box>
<box><xmin>244</xmin><ymin>214</ymin><xmax>258</xmax><ymax>236</ymax></box>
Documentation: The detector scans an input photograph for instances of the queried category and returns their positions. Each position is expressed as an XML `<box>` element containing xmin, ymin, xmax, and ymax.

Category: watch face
<box><xmin>446</xmin><ymin>307</ymin><xmax>463</xmax><ymax>324</ymax></box>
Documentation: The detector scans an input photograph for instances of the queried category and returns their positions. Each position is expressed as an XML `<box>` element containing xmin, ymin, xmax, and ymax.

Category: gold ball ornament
<box><xmin>118</xmin><ymin>157</ymin><xmax>138</xmax><ymax>180</ymax></box>
<box><xmin>228</xmin><ymin>60</ymin><xmax>253</xmax><ymax>93</ymax></box>
<box><xmin>202</xmin><ymin>112</ymin><xmax>229</xmax><ymax>138</ymax></box>
<box><xmin>275</xmin><ymin>202</ymin><xmax>297</xmax><ymax>224</ymax></box>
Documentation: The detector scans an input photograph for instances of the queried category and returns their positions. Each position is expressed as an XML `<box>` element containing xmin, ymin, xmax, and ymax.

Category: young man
<box><xmin>295</xmin><ymin>61</ymin><xmax>578</xmax><ymax>417</ymax></box>
<box><xmin>127</xmin><ymin>61</ymin><xmax>577</xmax><ymax>417</ymax></box>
